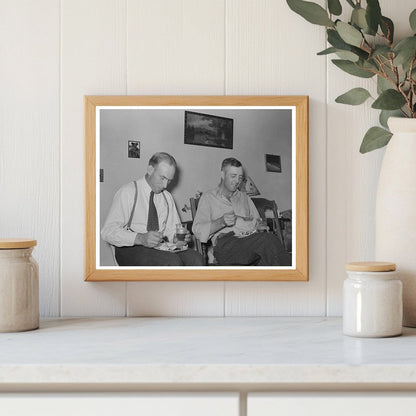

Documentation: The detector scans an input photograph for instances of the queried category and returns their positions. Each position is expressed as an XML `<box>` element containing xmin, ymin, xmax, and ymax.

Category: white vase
<box><xmin>375</xmin><ymin>117</ymin><xmax>416</xmax><ymax>327</ymax></box>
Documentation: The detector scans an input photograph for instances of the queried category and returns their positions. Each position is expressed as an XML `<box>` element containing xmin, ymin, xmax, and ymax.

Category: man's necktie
<box><xmin>147</xmin><ymin>191</ymin><xmax>159</xmax><ymax>231</ymax></box>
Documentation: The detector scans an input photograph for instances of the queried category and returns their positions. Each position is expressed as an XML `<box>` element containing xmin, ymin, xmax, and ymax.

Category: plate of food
<box><xmin>235</xmin><ymin>229</ymin><xmax>257</xmax><ymax>238</ymax></box>
<box><xmin>154</xmin><ymin>242</ymin><xmax>188</xmax><ymax>252</ymax></box>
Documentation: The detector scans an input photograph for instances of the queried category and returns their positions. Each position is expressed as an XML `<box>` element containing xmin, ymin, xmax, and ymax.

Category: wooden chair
<box><xmin>251</xmin><ymin>197</ymin><xmax>286</xmax><ymax>248</ymax></box>
<box><xmin>189</xmin><ymin>197</ymin><xmax>208</xmax><ymax>265</ymax></box>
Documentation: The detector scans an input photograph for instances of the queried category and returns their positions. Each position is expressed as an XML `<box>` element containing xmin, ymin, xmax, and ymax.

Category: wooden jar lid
<box><xmin>0</xmin><ymin>239</ymin><xmax>37</xmax><ymax>249</ymax></box>
<box><xmin>346</xmin><ymin>261</ymin><xmax>396</xmax><ymax>272</ymax></box>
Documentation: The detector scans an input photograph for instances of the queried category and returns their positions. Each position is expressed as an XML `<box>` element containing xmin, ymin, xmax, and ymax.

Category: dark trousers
<box><xmin>214</xmin><ymin>232</ymin><xmax>291</xmax><ymax>266</ymax></box>
<box><xmin>115</xmin><ymin>245</ymin><xmax>204</xmax><ymax>266</ymax></box>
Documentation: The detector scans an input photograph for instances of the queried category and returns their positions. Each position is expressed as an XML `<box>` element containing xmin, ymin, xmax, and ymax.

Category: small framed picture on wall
<box><xmin>128</xmin><ymin>140</ymin><xmax>140</xmax><ymax>158</ymax></box>
<box><xmin>265</xmin><ymin>154</ymin><xmax>282</xmax><ymax>172</ymax></box>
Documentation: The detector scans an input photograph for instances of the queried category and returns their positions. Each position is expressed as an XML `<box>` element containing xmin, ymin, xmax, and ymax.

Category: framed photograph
<box><xmin>128</xmin><ymin>140</ymin><xmax>140</xmax><ymax>158</ymax></box>
<box><xmin>85</xmin><ymin>96</ymin><xmax>308</xmax><ymax>281</ymax></box>
<box><xmin>184</xmin><ymin>111</ymin><xmax>233</xmax><ymax>149</ymax></box>
<box><xmin>265</xmin><ymin>154</ymin><xmax>282</xmax><ymax>172</ymax></box>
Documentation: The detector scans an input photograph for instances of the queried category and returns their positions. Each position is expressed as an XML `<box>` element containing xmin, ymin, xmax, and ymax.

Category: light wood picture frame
<box><xmin>85</xmin><ymin>95</ymin><xmax>308</xmax><ymax>281</ymax></box>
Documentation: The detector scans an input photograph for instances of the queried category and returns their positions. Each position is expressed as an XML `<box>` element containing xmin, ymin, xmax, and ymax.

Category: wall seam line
<box><xmin>59</xmin><ymin>0</ymin><xmax>63</xmax><ymax>318</ymax></box>
<box><xmin>224</xmin><ymin>0</ymin><xmax>228</xmax><ymax>96</ymax></box>
<box><xmin>325</xmin><ymin>8</ymin><xmax>329</xmax><ymax>318</ymax></box>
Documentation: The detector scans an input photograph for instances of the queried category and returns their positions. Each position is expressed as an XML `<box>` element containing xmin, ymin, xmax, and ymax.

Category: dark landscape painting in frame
<box><xmin>184</xmin><ymin>111</ymin><xmax>233</xmax><ymax>149</ymax></box>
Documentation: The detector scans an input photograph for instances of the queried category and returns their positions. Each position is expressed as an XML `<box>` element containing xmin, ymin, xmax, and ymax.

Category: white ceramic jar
<box><xmin>343</xmin><ymin>262</ymin><xmax>402</xmax><ymax>338</ymax></box>
<box><xmin>0</xmin><ymin>239</ymin><xmax>39</xmax><ymax>332</ymax></box>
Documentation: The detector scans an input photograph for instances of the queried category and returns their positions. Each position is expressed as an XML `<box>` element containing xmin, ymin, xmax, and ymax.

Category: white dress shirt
<box><xmin>101</xmin><ymin>177</ymin><xmax>181</xmax><ymax>247</ymax></box>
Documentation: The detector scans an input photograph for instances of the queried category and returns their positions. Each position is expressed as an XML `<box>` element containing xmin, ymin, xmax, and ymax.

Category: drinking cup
<box><xmin>175</xmin><ymin>224</ymin><xmax>187</xmax><ymax>245</ymax></box>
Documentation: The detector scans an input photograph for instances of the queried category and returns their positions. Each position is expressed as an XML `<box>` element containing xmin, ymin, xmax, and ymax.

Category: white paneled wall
<box><xmin>0</xmin><ymin>1</ymin><xmax>60</xmax><ymax>316</ymax></box>
<box><xmin>61</xmin><ymin>0</ymin><xmax>127</xmax><ymax>316</ymax></box>
<box><xmin>1</xmin><ymin>0</ymin><xmax>412</xmax><ymax>317</ymax></box>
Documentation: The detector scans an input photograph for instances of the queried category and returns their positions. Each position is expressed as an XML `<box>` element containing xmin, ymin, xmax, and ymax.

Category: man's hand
<box><xmin>222</xmin><ymin>212</ymin><xmax>237</xmax><ymax>227</ymax></box>
<box><xmin>135</xmin><ymin>231</ymin><xmax>163</xmax><ymax>248</ymax></box>
<box><xmin>256</xmin><ymin>219</ymin><xmax>269</xmax><ymax>232</ymax></box>
<box><xmin>209</xmin><ymin>212</ymin><xmax>237</xmax><ymax>235</ymax></box>
<box><xmin>184</xmin><ymin>231</ymin><xmax>192</xmax><ymax>244</ymax></box>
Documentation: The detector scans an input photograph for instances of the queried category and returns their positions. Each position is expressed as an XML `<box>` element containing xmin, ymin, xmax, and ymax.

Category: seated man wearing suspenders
<box><xmin>101</xmin><ymin>152</ymin><xmax>204</xmax><ymax>266</ymax></box>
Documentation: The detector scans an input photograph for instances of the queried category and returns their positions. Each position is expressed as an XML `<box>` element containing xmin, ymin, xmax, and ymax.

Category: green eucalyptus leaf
<box><xmin>351</xmin><ymin>7</ymin><xmax>368</xmax><ymax>32</ymax></box>
<box><xmin>328</xmin><ymin>0</ymin><xmax>342</xmax><ymax>16</ymax></box>
<box><xmin>366</xmin><ymin>0</ymin><xmax>382</xmax><ymax>35</ymax></box>
<box><xmin>377</xmin><ymin>75</ymin><xmax>393</xmax><ymax>94</ymax></box>
<box><xmin>336</xmin><ymin>21</ymin><xmax>363</xmax><ymax>47</ymax></box>
<box><xmin>371</xmin><ymin>46</ymin><xmax>392</xmax><ymax>58</ymax></box>
<box><xmin>360</xmin><ymin>127</ymin><xmax>392</xmax><ymax>153</ymax></box>
<box><xmin>410</xmin><ymin>9</ymin><xmax>416</xmax><ymax>32</ymax></box>
<box><xmin>393</xmin><ymin>36</ymin><xmax>416</xmax><ymax>52</ymax></box>
<box><xmin>317</xmin><ymin>46</ymin><xmax>359</xmax><ymax>61</ymax></box>
<box><xmin>362</xmin><ymin>59</ymin><xmax>379</xmax><ymax>71</ymax></box>
<box><xmin>379</xmin><ymin>110</ymin><xmax>402</xmax><ymax>129</ymax></box>
<box><xmin>335</xmin><ymin>50</ymin><xmax>359</xmax><ymax>62</ymax></box>
<box><xmin>393</xmin><ymin>37</ymin><xmax>416</xmax><ymax>71</ymax></box>
<box><xmin>372</xmin><ymin>89</ymin><xmax>407</xmax><ymax>110</ymax></box>
<box><xmin>327</xmin><ymin>29</ymin><xmax>369</xmax><ymax>59</ymax></box>
<box><xmin>380</xmin><ymin>16</ymin><xmax>394</xmax><ymax>44</ymax></box>
<box><xmin>286</xmin><ymin>0</ymin><xmax>334</xmax><ymax>27</ymax></box>
<box><xmin>317</xmin><ymin>47</ymin><xmax>338</xmax><ymax>55</ymax></box>
<box><xmin>378</xmin><ymin>65</ymin><xmax>402</xmax><ymax>88</ymax></box>
<box><xmin>335</xmin><ymin>87</ymin><xmax>371</xmax><ymax>105</ymax></box>
<box><xmin>327</xmin><ymin>28</ymin><xmax>348</xmax><ymax>49</ymax></box>
<box><xmin>350</xmin><ymin>45</ymin><xmax>369</xmax><ymax>60</ymax></box>
<box><xmin>332</xmin><ymin>59</ymin><xmax>375</xmax><ymax>78</ymax></box>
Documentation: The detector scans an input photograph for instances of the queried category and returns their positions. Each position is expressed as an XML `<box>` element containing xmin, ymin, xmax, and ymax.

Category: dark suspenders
<box><xmin>125</xmin><ymin>181</ymin><xmax>138</xmax><ymax>231</ymax></box>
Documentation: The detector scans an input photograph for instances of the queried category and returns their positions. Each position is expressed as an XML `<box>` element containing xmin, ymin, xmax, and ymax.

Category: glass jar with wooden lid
<box><xmin>343</xmin><ymin>261</ymin><xmax>402</xmax><ymax>338</ymax></box>
<box><xmin>0</xmin><ymin>239</ymin><xmax>39</xmax><ymax>332</ymax></box>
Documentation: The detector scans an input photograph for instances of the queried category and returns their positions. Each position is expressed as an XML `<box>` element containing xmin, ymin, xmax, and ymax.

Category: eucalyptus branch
<box><xmin>357</xmin><ymin>64</ymin><xmax>382</xmax><ymax>78</ymax></box>
<box><xmin>397</xmin><ymin>82</ymin><xmax>412</xmax><ymax>117</ymax></box>
<box><xmin>378</xmin><ymin>21</ymin><xmax>393</xmax><ymax>48</ymax></box>
<box><xmin>375</xmin><ymin>57</ymin><xmax>399</xmax><ymax>89</ymax></box>
<box><xmin>286</xmin><ymin>0</ymin><xmax>416</xmax><ymax>151</ymax></box>
<box><xmin>362</xmin><ymin>37</ymin><xmax>373</xmax><ymax>53</ymax></box>
<box><xmin>408</xmin><ymin>56</ymin><xmax>416</xmax><ymax>117</ymax></box>
<box><xmin>390</xmin><ymin>58</ymin><xmax>400</xmax><ymax>86</ymax></box>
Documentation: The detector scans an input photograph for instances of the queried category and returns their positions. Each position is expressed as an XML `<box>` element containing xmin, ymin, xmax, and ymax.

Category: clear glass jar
<box><xmin>0</xmin><ymin>239</ymin><xmax>39</xmax><ymax>332</ymax></box>
<box><xmin>343</xmin><ymin>262</ymin><xmax>402</xmax><ymax>338</ymax></box>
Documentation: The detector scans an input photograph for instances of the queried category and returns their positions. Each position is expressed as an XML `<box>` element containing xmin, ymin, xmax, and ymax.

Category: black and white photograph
<box><xmin>85</xmin><ymin>95</ymin><xmax>308</xmax><ymax>281</ymax></box>
<box><xmin>98</xmin><ymin>106</ymin><xmax>293</xmax><ymax>269</ymax></box>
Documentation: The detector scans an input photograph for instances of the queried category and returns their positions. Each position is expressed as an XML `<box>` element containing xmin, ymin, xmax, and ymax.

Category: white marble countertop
<box><xmin>1</xmin><ymin>317</ymin><xmax>416</xmax><ymax>390</ymax></box>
